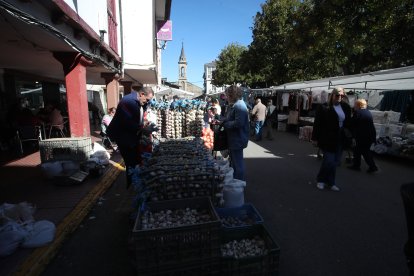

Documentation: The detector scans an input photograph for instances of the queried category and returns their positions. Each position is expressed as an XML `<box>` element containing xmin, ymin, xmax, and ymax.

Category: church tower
<box><xmin>178</xmin><ymin>42</ymin><xmax>187</xmax><ymax>90</ymax></box>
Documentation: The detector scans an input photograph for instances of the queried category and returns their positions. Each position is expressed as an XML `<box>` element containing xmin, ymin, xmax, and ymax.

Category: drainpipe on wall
<box><xmin>118</xmin><ymin>0</ymin><xmax>124</xmax><ymax>80</ymax></box>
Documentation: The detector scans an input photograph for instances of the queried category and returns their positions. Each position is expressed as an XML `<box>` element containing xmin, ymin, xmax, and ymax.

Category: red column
<box><xmin>53</xmin><ymin>52</ymin><xmax>92</xmax><ymax>137</ymax></box>
<box><xmin>102</xmin><ymin>73</ymin><xmax>120</xmax><ymax>110</ymax></box>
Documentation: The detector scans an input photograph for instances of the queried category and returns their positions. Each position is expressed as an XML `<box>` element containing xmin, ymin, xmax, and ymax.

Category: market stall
<box><xmin>128</xmin><ymin>99</ymin><xmax>280</xmax><ymax>274</ymax></box>
<box><xmin>269</xmin><ymin>66</ymin><xmax>414</xmax><ymax>159</ymax></box>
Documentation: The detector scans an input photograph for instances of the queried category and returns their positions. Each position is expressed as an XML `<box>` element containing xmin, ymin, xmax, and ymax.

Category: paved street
<box><xmin>43</xmin><ymin>129</ymin><xmax>414</xmax><ymax>275</ymax></box>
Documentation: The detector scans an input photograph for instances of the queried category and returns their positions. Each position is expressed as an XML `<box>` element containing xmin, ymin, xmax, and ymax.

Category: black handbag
<box><xmin>213</xmin><ymin>124</ymin><xmax>228</xmax><ymax>151</ymax></box>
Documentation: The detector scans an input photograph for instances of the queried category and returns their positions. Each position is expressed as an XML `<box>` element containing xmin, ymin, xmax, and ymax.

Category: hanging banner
<box><xmin>157</xmin><ymin>20</ymin><xmax>172</xmax><ymax>41</ymax></box>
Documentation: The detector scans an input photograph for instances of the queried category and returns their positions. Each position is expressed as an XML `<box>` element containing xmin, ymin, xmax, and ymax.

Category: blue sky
<box><xmin>161</xmin><ymin>0</ymin><xmax>264</xmax><ymax>87</ymax></box>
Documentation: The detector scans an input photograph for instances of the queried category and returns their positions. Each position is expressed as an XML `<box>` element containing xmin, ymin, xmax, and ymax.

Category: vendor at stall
<box><xmin>106</xmin><ymin>87</ymin><xmax>156</xmax><ymax>188</ymax></box>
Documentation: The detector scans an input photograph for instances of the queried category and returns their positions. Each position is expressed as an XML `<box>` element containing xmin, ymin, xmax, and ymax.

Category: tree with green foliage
<box><xmin>290</xmin><ymin>0</ymin><xmax>414</xmax><ymax>78</ymax></box>
<box><xmin>244</xmin><ymin>0</ymin><xmax>414</xmax><ymax>85</ymax></box>
<box><xmin>247</xmin><ymin>0</ymin><xmax>302</xmax><ymax>86</ymax></box>
<box><xmin>211</xmin><ymin>43</ymin><xmax>247</xmax><ymax>86</ymax></box>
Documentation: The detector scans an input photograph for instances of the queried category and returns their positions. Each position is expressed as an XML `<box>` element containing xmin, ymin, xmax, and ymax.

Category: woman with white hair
<box><xmin>347</xmin><ymin>99</ymin><xmax>378</xmax><ymax>173</ymax></box>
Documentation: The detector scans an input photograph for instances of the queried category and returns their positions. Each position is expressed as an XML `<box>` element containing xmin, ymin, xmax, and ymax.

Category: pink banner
<box><xmin>157</xmin><ymin>20</ymin><xmax>172</xmax><ymax>41</ymax></box>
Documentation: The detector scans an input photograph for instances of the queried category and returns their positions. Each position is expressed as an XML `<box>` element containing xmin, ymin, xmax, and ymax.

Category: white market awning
<box><xmin>155</xmin><ymin>86</ymin><xmax>194</xmax><ymax>99</ymax></box>
<box><xmin>274</xmin><ymin>65</ymin><xmax>414</xmax><ymax>91</ymax></box>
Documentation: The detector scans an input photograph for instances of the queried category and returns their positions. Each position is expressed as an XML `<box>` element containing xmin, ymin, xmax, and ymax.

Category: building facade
<box><xmin>203</xmin><ymin>61</ymin><xmax>225</xmax><ymax>95</ymax></box>
<box><xmin>0</xmin><ymin>0</ymin><xmax>171</xmax><ymax>158</ymax></box>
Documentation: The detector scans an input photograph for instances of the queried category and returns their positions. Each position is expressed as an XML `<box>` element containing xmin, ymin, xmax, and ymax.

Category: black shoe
<box><xmin>347</xmin><ymin>166</ymin><xmax>361</xmax><ymax>171</ymax></box>
<box><xmin>367</xmin><ymin>167</ymin><xmax>379</xmax><ymax>173</ymax></box>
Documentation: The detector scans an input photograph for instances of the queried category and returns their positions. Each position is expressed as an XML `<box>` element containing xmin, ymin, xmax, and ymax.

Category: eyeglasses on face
<box><xmin>335</xmin><ymin>94</ymin><xmax>345</xmax><ymax>98</ymax></box>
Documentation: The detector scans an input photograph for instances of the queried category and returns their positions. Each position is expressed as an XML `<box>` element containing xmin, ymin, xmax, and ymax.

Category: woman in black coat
<box><xmin>348</xmin><ymin>99</ymin><xmax>378</xmax><ymax>173</ymax></box>
<box><xmin>312</xmin><ymin>87</ymin><xmax>352</xmax><ymax>191</ymax></box>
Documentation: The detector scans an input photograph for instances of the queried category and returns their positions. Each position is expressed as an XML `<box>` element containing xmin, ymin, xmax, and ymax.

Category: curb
<box><xmin>13</xmin><ymin>160</ymin><xmax>125</xmax><ymax>276</ymax></box>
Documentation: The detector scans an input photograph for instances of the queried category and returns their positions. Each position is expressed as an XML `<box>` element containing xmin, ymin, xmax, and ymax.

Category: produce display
<box><xmin>140</xmin><ymin>207</ymin><xmax>214</xmax><ymax>230</ymax></box>
<box><xmin>129</xmin><ymin>99</ymin><xmax>279</xmax><ymax>274</ymax></box>
<box><xmin>201</xmin><ymin>127</ymin><xmax>214</xmax><ymax>150</ymax></box>
<box><xmin>221</xmin><ymin>237</ymin><xmax>268</xmax><ymax>259</ymax></box>
<box><xmin>150</xmin><ymin>99</ymin><xmax>207</xmax><ymax>139</ymax></box>
<box><xmin>138</xmin><ymin>137</ymin><xmax>225</xmax><ymax>205</ymax></box>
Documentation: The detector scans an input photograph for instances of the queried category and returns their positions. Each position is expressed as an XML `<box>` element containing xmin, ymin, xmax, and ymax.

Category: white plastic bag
<box><xmin>223</xmin><ymin>179</ymin><xmax>246</xmax><ymax>208</ymax></box>
<box><xmin>21</xmin><ymin>220</ymin><xmax>56</xmax><ymax>248</ymax></box>
<box><xmin>0</xmin><ymin>221</ymin><xmax>29</xmax><ymax>257</ymax></box>
<box><xmin>223</xmin><ymin>167</ymin><xmax>234</xmax><ymax>185</ymax></box>
<box><xmin>91</xmin><ymin>142</ymin><xmax>110</xmax><ymax>165</ymax></box>
<box><xmin>61</xmin><ymin>161</ymin><xmax>79</xmax><ymax>171</ymax></box>
<box><xmin>40</xmin><ymin>161</ymin><xmax>63</xmax><ymax>179</ymax></box>
<box><xmin>217</xmin><ymin>159</ymin><xmax>230</xmax><ymax>172</ymax></box>
<box><xmin>0</xmin><ymin>202</ymin><xmax>35</xmax><ymax>224</ymax></box>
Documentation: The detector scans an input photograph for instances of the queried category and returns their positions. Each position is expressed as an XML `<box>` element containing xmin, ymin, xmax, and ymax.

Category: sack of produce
<box><xmin>223</xmin><ymin>179</ymin><xmax>246</xmax><ymax>208</ymax></box>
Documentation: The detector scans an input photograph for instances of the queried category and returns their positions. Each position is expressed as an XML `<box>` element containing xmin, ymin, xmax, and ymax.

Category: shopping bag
<box><xmin>213</xmin><ymin>124</ymin><xmax>228</xmax><ymax>151</ymax></box>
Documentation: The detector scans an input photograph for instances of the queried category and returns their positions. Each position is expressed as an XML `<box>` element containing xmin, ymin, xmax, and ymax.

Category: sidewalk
<box><xmin>0</xmin><ymin>137</ymin><xmax>124</xmax><ymax>276</ymax></box>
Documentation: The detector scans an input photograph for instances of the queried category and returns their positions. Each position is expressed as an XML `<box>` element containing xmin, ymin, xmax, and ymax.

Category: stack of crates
<box><xmin>132</xmin><ymin>197</ymin><xmax>221</xmax><ymax>275</ymax></box>
<box><xmin>215</xmin><ymin>203</ymin><xmax>280</xmax><ymax>275</ymax></box>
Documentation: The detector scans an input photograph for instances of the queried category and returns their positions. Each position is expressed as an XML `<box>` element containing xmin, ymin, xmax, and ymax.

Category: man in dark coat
<box><xmin>348</xmin><ymin>99</ymin><xmax>378</xmax><ymax>173</ymax></box>
<box><xmin>106</xmin><ymin>87</ymin><xmax>154</xmax><ymax>188</ymax></box>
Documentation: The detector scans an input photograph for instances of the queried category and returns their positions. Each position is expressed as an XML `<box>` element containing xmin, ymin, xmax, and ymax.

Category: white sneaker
<box><xmin>330</xmin><ymin>185</ymin><xmax>340</xmax><ymax>192</ymax></box>
<box><xmin>316</xmin><ymin>182</ymin><xmax>325</xmax><ymax>190</ymax></box>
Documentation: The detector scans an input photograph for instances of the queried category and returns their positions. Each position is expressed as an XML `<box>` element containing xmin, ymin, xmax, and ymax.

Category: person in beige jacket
<box><xmin>251</xmin><ymin>98</ymin><xmax>267</xmax><ymax>141</ymax></box>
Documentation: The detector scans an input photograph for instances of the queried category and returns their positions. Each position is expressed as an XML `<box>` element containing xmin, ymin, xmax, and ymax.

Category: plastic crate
<box><xmin>134</xmin><ymin>258</ymin><xmax>221</xmax><ymax>276</ymax></box>
<box><xmin>215</xmin><ymin>203</ymin><xmax>264</xmax><ymax>229</ymax></box>
<box><xmin>220</xmin><ymin>224</ymin><xmax>280</xmax><ymax>275</ymax></box>
<box><xmin>144</xmin><ymin>170</ymin><xmax>223</xmax><ymax>206</ymax></box>
<box><xmin>132</xmin><ymin>197</ymin><xmax>221</xmax><ymax>271</ymax></box>
<box><xmin>39</xmin><ymin>137</ymin><xmax>92</xmax><ymax>163</ymax></box>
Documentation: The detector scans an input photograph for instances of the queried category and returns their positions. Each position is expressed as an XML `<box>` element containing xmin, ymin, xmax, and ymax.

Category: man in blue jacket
<box><xmin>106</xmin><ymin>87</ymin><xmax>154</xmax><ymax>188</ymax></box>
<box><xmin>221</xmin><ymin>85</ymin><xmax>250</xmax><ymax>181</ymax></box>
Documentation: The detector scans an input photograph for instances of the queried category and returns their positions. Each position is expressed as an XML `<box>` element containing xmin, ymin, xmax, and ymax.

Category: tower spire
<box><xmin>179</xmin><ymin>42</ymin><xmax>187</xmax><ymax>63</ymax></box>
<box><xmin>178</xmin><ymin>42</ymin><xmax>187</xmax><ymax>90</ymax></box>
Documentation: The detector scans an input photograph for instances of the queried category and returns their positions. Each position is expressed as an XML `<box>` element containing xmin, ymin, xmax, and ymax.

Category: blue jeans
<box><xmin>255</xmin><ymin>121</ymin><xmax>264</xmax><ymax>141</ymax></box>
<box><xmin>118</xmin><ymin>144</ymin><xmax>140</xmax><ymax>189</ymax></box>
<box><xmin>229</xmin><ymin>148</ymin><xmax>245</xmax><ymax>181</ymax></box>
<box><xmin>317</xmin><ymin>146</ymin><xmax>343</xmax><ymax>187</ymax></box>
